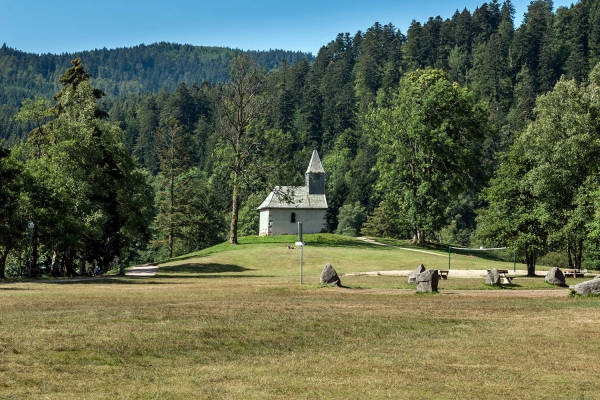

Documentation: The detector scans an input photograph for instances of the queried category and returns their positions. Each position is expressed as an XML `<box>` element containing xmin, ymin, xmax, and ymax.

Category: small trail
<box><xmin>125</xmin><ymin>264</ymin><xmax>158</xmax><ymax>277</ymax></box>
<box><xmin>355</xmin><ymin>237</ymin><xmax>446</xmax><ymax>257</ymax></box>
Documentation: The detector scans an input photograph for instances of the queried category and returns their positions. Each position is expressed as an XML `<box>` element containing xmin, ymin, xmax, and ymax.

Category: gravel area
<box><xmin>343</xmin><ymin>269</ymin><xmax>530</xmax><ymax>278</ymax></box>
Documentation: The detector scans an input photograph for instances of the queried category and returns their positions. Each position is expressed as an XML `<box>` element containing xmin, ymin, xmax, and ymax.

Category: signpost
<box><xmin>295</xmin><ymin>222</ymin><xmax>304</xmax><ymax>284</ymax></box>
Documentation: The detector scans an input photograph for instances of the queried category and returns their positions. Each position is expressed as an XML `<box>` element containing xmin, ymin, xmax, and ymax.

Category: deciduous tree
<box><xmin>367</xmin><ymin>69</ymin><xmax>490</xmax><ymax>244</ymax></box>
<box><xmin>217</xmin><ymin>54</ymin><xmax>266</xmax><ymax>245</ymax></box>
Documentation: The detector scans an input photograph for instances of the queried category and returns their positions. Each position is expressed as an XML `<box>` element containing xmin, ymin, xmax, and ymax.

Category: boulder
<box><xmin>408</xmin><ymin>264</ymin><xmax>426</xmax><ymax>284</ymax></box>
<box><xmin>545</xmin><ymin>267</ymin><xmax>566</xmax><ymax>286</ymax></box>
<box><xmin>416</xmin><ymin>269</ymin><xmax>439</xmax><ymax>293</ymax></box>
<box><xmin>570</xmin><ymin>279</ymin><xmax>600</xmax><ymax>296</ymax></box>
<box><xmin>595</xmin><ymin>275</ymin><xmax>600</xmax><ymax>280</ymax></box>
<box><xmin>320</xmin><ymin>263</ymin><xmax>341</xmax><ymax>286</ymax></box>
<box><xmin>485</xmin><ymin>268</ymin><xmax>501</xmax><ymax>285</ymax></box>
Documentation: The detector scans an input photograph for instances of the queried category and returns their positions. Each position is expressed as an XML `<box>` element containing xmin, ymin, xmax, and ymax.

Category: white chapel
<box><xmin>257</xmin><ymin>150</ymin><xmax>328</xmax><ymax>236</ymax></box>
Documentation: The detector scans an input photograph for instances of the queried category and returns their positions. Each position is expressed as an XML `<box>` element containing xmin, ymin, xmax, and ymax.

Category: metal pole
<box><xmin>297</xmin><ymin>221</ymin><xmax>303</xmax><ymax>285</ymax></box>
<box><xmin>300</xmin><ymin>245</ymin><xmax>303</xmax><ymax>284</ymax></box>
<box><xmin>448</xmin><ymin>247</ymin><xmax>451</xmax><ymax>270</ymax></box>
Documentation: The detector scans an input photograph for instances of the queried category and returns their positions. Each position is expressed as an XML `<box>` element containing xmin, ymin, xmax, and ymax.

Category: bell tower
<box><xmin>305</xmin><ymin>150</ymin><xmax>325</xmax><ymax>195</ymax></box>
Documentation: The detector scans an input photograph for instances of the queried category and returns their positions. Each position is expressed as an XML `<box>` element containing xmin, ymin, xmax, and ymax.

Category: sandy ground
<box><xmin>343</xmin><ymin>269</ymin><xmax>530</xmax><ymax>278</ymax></box>
<box><xmin>352</xmin><ymin>237</ymin><xmax>524</xmax><ymax>277</ymax></box>
<box><xmin>125</xmin><ymin>264</ymin><xmax>158</xmax><ymax>277</ymax></box>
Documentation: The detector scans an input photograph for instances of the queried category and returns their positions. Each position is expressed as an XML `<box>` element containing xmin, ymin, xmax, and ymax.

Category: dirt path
<box><xmin>355</xmin><ymin>236</ymin><xmax>446</xmax><ymax>257</ymax></box>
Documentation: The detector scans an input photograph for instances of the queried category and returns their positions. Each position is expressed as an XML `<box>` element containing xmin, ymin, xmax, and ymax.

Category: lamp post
<box><xmin>28</xmin><ymin>221</ymin><xmax>34</xmax><ymax>278</ymax></box>
<box><xmin>295</xmin><ymin>222</ymin><xmax>304</xmax><ymax>284</ymax></box>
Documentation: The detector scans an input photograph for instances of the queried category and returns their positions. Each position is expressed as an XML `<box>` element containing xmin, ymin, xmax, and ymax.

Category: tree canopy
<box><xmin>368</xmin><ymin>69</ymin><xmax>490</xmax><ymax>244</ymax></box>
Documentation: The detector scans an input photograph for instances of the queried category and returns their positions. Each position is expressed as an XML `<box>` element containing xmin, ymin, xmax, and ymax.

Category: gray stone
<box><xmin>408</xmin><ymin>264</ymin><xmax>426</xmax><ymax>284</ymax></box>
<box><xmin>416</xmin><ymin>269</ymin><xmax>439</xmax><ymax>293</ymax></box>
<box><xmin>545</xmin><ymin>267</ymin><xmax>566</xmax><ymax>286</ymax></box>
<box><xmin>570</xmin><ymin>279</ymin><xmax>600</xmax><ymax>296</ymax></box>
<box><xmin>485</xmin><ymin>268</ymin><xmax>501</xmax><ymax>285</ymax></box>
<box><xmin>595</xmin><ymin>275</ymin><xmax>600</xmax><ymax>280</ymax></box>
<box><xmin>320</xmin><ymin>263</ymin><xmax>341</xmax><ymax>286</ymax></box>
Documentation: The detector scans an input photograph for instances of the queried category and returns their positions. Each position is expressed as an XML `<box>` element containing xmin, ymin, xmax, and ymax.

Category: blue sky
<box><xmin>1</xmin><ymin>0</ymin><xmax>575</xmax><ymax>55</ymax></box>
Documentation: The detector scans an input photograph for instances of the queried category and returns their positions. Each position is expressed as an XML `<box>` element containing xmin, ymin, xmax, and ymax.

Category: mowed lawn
<box><xmin>1</xmin><ymin>234</ymin><xmax>599</xmax><ymax>399</ymax></box>
<box><xmin>162</xmin><ymin>234</ymin><xmax>548</xmax><ymax>281</ymax></box>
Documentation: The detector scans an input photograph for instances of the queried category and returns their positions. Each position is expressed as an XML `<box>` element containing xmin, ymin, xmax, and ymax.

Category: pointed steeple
<box><xmin>305</xmin><ymin>150</ymin><xmax>325</xmax><ymax>194</ymax></box>
<box><xmin>306</xmin><ymin>149</ymin><xmax>325</xmax><ymax>174</ymax></box>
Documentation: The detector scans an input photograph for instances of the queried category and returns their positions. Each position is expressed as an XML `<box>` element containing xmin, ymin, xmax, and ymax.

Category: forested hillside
<box><xmin>0</xmin><ymin>42</ymin><xmax>313</xmax><ymax>144</ymax></box>
<box><xmin>3</xmin><ymin>0</ymin><xmax>600</xmax><ymax>276</ymax></box>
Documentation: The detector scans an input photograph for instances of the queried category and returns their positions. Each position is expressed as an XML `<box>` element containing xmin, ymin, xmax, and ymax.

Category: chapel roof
<box><xmin>257</xmin><ymin>186</ymin><xmax>328</xmax><ymax>210</ymax></box>
<box><xmin>306</xmin><ymin>149</ymin><xmax>325</xmax><ymax>174</ymax></box>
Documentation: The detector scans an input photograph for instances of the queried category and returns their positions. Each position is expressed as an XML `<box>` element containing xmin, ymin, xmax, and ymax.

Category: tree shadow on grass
<box><xmin>158</xmin><ymin>263</ymin><xmax>255</xmax><ymax>275</ymax></box>
<box><xmin>73</xmin><ymin>274</ymin><xmax>273</xmax><ymax>284</ymax></box>
<box><xmin>7</xmin><ymin>263</ymin><xmax>262</xmax><ymax>285</ymax></box>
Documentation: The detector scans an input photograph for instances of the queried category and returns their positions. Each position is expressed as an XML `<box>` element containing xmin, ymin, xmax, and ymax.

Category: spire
<box><xmin>305</xmin><ymin>149</ymin><xmax>325</xmax><ymax>174</ymax></box>
<box><xmin>305</xmin><ymin>150</ymin><xmax>325</xmax><ymax>195</ymax></box>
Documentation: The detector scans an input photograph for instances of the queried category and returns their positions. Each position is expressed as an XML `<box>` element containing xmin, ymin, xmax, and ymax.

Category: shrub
<box><xmin>336</xmin><ymin>202</ymin><xmax>367</xmax><ymax>237</ymax></box>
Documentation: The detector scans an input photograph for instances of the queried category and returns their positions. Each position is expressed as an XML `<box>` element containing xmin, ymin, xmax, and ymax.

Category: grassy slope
<box><xmin>157</xmin><ymin>234</ymin><xmax>560</xmax><ymax>289</ymax></box>
<box><xmin>1</xmin><ymin>234</ymin><xmax>599</xmax><ymax>399</ymax></box>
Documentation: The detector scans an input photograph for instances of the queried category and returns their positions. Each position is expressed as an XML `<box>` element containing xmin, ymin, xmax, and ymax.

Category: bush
<box><xmin>538</xmin><ymin>251</ymin><xmax>569</xmax><ymax>268</ymax></box>
<box><xmin>336</xmin><ymin>202</ymin><xmax>367</xmax><ymax>237</ymax></box>
<box><xmin>238</xmin><ymin>193</ymin><xmax>266</xmax><ymax>236</ymax></box>
<box><xmin>361</xmin><ymin>202</ymin><xmax>410</xmax><ymax>239</ymax></box>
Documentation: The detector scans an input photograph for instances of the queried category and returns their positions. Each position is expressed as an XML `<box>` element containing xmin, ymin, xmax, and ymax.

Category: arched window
<box><xmin>291</xmin><ymin>212</ymin><xmax>296</xmax><ymax>223</ymax></box>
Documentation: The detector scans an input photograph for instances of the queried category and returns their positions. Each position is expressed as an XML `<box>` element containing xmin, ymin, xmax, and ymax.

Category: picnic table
<box><xmin>488</xmin><ymin>269</ymin><xmax>513</xmax><ymax>284</ymax></box>
<box><xmin>437</xmin><ymin>270</ymin><xmax>449</xmax><ymax>279</ymax></box>
<box><xmin>563</xmin><ymin>269</ymin><xmax>586</xmax><ymax>278</ymax></box>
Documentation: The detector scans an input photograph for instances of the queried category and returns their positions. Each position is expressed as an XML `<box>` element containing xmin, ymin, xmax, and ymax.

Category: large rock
<box><xmin>485</xmin><ymin>269</ymin><xmax>501</xmax><ymax>285</ymax></box>
<box><xmin>320</xmin><ymin>263</ymin><xmax>341</xmax><ymax>286</ymax></box>
<box><xmin>595</xmin><ymin>275</ymin><xmax>600</xmax><ymax>280</ymax></box>
<box><xmin>408</xmin><ymin>264</ymin><xmax>426</xmax><ymax>284</ymax></box>
<box><xmin>545</xmin><ymin>267</ymin><xmax>566</xmax><ymax>286</ymax></box>
<box><xmin>570</xmin><ymin>279</ymin><xmax>600</xmax><ymax>296</ymax></box>
<box><xmin>416</xmin><ymin>269</ymin><xmax>439</xmax><ymax>293</ymax></box>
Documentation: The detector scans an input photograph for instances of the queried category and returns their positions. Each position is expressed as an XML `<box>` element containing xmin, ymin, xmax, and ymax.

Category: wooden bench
<box><xmin>563</xmin><ymin>269</ymin><xmax>586</xmax><ymax>278</ymax></box>
<box><xmin>488</xmin><ymin>269</ymin><xmax>513</xmax><ymax>284</ymax></box>
<box><xmin>437</xmin><ymin>270</ymin><xmax>449</xmax><ymax>279</ymax></box>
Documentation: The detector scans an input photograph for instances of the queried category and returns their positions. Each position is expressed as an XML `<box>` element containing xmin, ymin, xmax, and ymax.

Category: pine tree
<box><xmin>154</xmin><ymin>117</ymin><xmax>190</xmax><ymax>258</ymax></box>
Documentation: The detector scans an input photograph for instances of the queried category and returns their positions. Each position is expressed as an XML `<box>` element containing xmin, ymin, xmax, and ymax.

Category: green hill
<box><xmin>155</xmin><ymin>234</ymin><xmax>538</xmax><ymax>284</ymax></box>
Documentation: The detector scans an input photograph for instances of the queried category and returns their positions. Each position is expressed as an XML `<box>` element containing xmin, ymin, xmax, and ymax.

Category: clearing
<box><xmin>0</xmin><ymin>234</ymin><xmax>598</xmax><ymax>399</ymax></box>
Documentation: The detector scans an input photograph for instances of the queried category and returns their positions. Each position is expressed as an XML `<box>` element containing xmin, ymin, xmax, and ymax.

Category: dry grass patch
<box><xmin>1</xmin><ymin>235</ymin><xmax>597</xmax><ymax>398</ymax></box>
<box><xmin>1</xmin><ymin>276</ymin><xmax>599</xmax><ymax>399</ymax></box>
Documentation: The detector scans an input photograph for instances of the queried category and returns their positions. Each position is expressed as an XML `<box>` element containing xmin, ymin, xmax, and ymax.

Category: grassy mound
<box><xmin>158</xmin><ymin>234</ymin><xmax>532</xmax><ymax>281</ymax></box>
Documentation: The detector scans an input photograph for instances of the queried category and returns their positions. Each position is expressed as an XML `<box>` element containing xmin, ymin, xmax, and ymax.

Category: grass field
<box><xmin>1</xmin><ymin>234</ymin><xmax>599</xmax><ymax>399</ymax></box>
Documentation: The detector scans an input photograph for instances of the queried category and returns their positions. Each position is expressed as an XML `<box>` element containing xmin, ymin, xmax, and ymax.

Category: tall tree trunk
<box><xmin>51</xmin><ymin>249</ymin><xmax>58</xmax><ymax>276</ymax></box>
<box><xmin>0</xmin><ymin>246</ymin><xmax>11</xmax><ymax>279</ymax></box>
<box><xmin>168</xmin><ymin>168</ymin><xmax>175</xmax><ymax>258</ymax></box>
<box><xmin>575</xmin><ymin>238</ymin><xmax>583</xmax><ymax>270</ymax></box>
<box><xmin>411</xmin><ymin>230</ymin><xmax>425</xmax><ymax>245</ymax></box>
<box><xmin>80</xmin><ymin>256</ymin><xmax>86</xmax><ymax>275</ymax></box>
<box><xmin>32</xmin><ymin>225</ymin><xmax>39</xmax><ymax>273</ymax></box>
<box><xmin>65</xmin><ymin>248</ymin><xmax>75</xmax><ymax>277</ymax></box>
<box><xmin>525</xmin><ymin>250</ymin><xmax>536</xmax><ymax>277</ymax></box>
<box><xmin>229</xmin><ymin>171</ymin><xmax>239</xmax><ymax>245</ymax></box>
<box><xmin>567</xmin><ymin>242</ymin><xmax>573</xmax><ymax>267</ymax></box>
